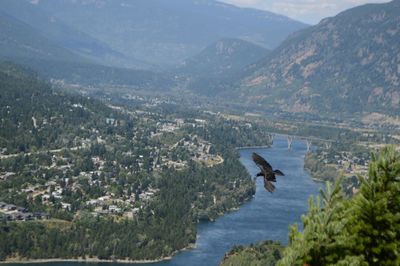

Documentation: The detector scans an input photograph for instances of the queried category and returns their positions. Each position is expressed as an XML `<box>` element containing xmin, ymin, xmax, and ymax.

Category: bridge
<box><xmin>264</xmin><ymin>132</ymin><xmax>334</xmax><ymax>151</ymax></box>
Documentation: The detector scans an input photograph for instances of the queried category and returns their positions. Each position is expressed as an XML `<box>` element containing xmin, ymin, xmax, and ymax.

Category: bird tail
<box><xmin>264</xmin><ymin>180</ymin><xmax>275</xmax><ymax>193</ymax></box>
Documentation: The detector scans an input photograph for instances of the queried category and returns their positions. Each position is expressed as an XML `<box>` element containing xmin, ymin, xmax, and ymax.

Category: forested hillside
<box><xmin>0</xmin><ymin>63</ymin><xmax>113</xmax><ymax>153</ymax></box>
<box><xmin>0</xmin><ymin>63</ymin><xmax>276</xmax><ymax>262</ymax></box>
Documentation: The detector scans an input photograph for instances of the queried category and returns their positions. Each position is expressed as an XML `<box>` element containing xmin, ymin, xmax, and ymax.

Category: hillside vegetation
<box><xmin>0</xmin><ymin>63</ymin><xmax>277</xmax><ymax>262</ymax></box>
<box><xmin>224</xmin><ymin>0</ymin><xmax>400</xmax><ymax>117</ymax></box>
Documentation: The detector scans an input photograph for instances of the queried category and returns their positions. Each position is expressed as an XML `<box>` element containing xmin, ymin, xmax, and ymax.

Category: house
<box><xmin>109</xmin><ymin>205</ymin><xmax>122</xmax><ymax>213</ymax></box>
<box><xmin>17</xmin><ymin>207</ymin><xmax>27</xmax><ymax>213</ymax></box>
<box><xmin>86</xmin><ymin>199</ymin><xmax>100</xmax><ymax>206</ymax></box>
<box><xmin>21</xmin><ymin>213</ymin><xmax>33</xmax><ymax>221</ymax></box>
<box><xmin>12</xmin><ymin>213</ymin><xmax>23</xmax><ymax>220</ymax></box>
<box><xmin>106</xmin><ymin>118</ymin><xmax>116</xmax><ymax>125</ymax></box>
<box><xmin>52</xmin><ymin>189</ymin><xmax>63</xmax><ymax>199</ymax></box>
<box><xmin>47</xmin><ymin>181</ymin><xmax>58</xmax><ymax>186</ymax></box>
<box><xmin>5</xmin><ymin>204</ymin><xmax>16</xmax><ymax>211</ymax></box>
<box><xmin>22</xmin><ymin>188</ymin><xmax>34</xmax><ymax>194</ymax></box>
<box><xmin>61</xmin><ymin>202</ymin><xmax>72</xmax><ymax>211</ymax></box>
<box><xmin>33</xmin><ymin>212</ymin><xmax>49</xmax><ymax>220</ymax></box>
<box><xmin>98</xmin><ymin>196</ymin><xmax>111</xmax><ymax>202</ymax></box>
<box><xmin>42</xmin><ymin>194</ymin><xmax>51</xmax><ymax>203</ymax></box>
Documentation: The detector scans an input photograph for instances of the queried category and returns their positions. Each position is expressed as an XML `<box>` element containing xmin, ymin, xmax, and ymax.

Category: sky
<box><xmin>219</xmin><ymin>0</ymin><xmax>391</xmax><ymax>24</ymax></box>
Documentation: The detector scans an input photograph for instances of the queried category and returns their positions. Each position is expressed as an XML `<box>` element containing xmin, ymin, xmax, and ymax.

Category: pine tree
<box><xmin>279</xmin><ymin>146</ymin><xmax>400</xmax><ymax>266</ymax></box>
<box><xmin>278</xmin><ymin>177</ymin><xmax>347</xmax><ymax>265</ymax></box>
<box><xmin>343</xmin><ymin>146</ymin><xmax>400</xmax><ymax>265</ymax></box>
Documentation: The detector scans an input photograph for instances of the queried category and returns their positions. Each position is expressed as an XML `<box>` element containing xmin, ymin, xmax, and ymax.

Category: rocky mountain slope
<box><xmin>235</xmin><ymin>0</ymin><xmax>400</xmax><ymax>117</ymax></box>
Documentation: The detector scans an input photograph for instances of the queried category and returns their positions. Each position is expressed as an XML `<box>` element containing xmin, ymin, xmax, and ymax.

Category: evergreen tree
<box><xmin>278</xmin><ymin>146</ymin><xmax>400</xmax><ymax>266</ymax></box>
<box><xmin>342</xmin><ymin>147</ymin><xmax>400</xmax><ymax>265</ymax></box>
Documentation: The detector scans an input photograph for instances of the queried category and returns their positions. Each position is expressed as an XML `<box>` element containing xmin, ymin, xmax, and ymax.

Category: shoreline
<box><xmin>0</xmin><ymin>258</ymin><xmax>170</xmax><ymax>264</ymax></box>
<box><xmin>0</xmin><ymin>244</ymin><xmax>196</xmax><ymax>265</ymax></box>
<box><xmin>303</xmin><ymin>167</ymin><xmax>326</xmax><ymax>183</ymax></box>
<box><xmin>235</xmin><ymin>145</ymin><xmax>271</xmax><ymax>150</ymax></box>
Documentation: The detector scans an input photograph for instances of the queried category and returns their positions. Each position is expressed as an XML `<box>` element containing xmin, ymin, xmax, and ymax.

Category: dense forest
<box><xmin>0</xmin><ymin>62</ymin><xmax>121</xmax><ymax>154</ymax></box>
<box><xmin>0</xmin><ymin>154</ymin><xmax>253</xmax><ymax>261</ymax></box>
<box><xmin>0</xmin><ymin>158</ymin><xmax>252</xmax><ymax>261</ymax></box>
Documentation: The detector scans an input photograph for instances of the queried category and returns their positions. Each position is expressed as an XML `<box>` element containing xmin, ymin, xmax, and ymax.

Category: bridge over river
<box><xmin>238</xmin><ymin>132</ymin><xmax>334</xmax><ymax>151</ymax></box>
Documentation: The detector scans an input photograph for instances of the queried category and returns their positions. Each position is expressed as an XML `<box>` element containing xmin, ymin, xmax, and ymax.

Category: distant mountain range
<box><xmin>0</xmin><ymin>11</ymin><xmax>85</xmax><ymax>63</ymax></box>
<box><xmin>1</xmin><ymin>0</ymin><xmax>398</xmax><ymax>119</ymax></box>
<box><xmin>226</xmin><ymin>0</ymin><xmax>400</xmax><ymax>116</ymax></box>
<box><xmin>0</xmin><ymin>0</ymin><xmax>152</xmax><ymax>69</ymax></box>
<box><xmin>0</xmin><ymin>9</ymin><xmax>173</xmax><ymax>89</ymax></box>
<box><xmin>179</xmin><ymin>38</ymin><xmax>270</xmax><ymax>78</ymax></box>
<box><xmin>29</xmin><ymin>0</ymin><xmax>307</xmax><ymax>67</ymax></box>
<box><xmin>0</xmin><ymin>1</ymin><xmax>175</xmax><ymax>88</ymax></box>
<box><xmin>176</xmin><ymin>38</ymin><xmax>270</xmax><ymax>96</ymax></box>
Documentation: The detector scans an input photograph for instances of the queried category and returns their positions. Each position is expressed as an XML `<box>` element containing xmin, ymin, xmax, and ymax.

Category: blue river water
<box><xmin>8</xmin><ymin>137</ymin><xmax>321</xmax><ymax>266</ymax></box>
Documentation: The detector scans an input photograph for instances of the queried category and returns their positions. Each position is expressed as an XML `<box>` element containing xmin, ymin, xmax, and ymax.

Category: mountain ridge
<box><xmin>0</xmin><ymin>0</ymin><xmax>152</xmax><ymax>69</ymax></box>
<box><xmin>33</xmin><ymin>0</ymin><xmax>308</xmax><ymax>66</ymax></box>
<box><xmin>0</xmin><ymin>10</ymin><xmax>86</xmax><ymax>63</ymax></box>
<box><xmin>230</xmin><ymin>0</ymin><xmax>400</xmax><ymax>117</ymax></box>
<box><xmin>179</xmin><ymin>38</ymin><xmax>270</xmax><ymax>78</ymax></box>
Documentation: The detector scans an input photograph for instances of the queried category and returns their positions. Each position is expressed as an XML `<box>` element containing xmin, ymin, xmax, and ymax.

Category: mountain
<box><xmin>235</xmin><ymin>0</ymin><xmax>400</xmax><ymax>117</ymax></box>
<box><xmin>0</xmin><ymin>8</ymin><xmax>173</xmax><ymax>89</ymax></box>
<box><xmin>33</xmin><ymin>0</ymin><xmax>307</xmax><ymax>67</ymax></box>
<box><xmin>0</xmin><ymin>0</ymin><xmax>151</xmax><ymax>69</ymax></box>
<box><xmin>12</xmin><ymin>58</ymin><xmax>175</xmax><ymax>89</ymax></box>
<box><xmin>179</xmin><ymin>38</ymin><xmax>270</xmax><ymax>78</ymax></box>
<box><xmin>0</xmin><ymin>11</ymin><xmax>85</xmax><ymax>63</ymax></box>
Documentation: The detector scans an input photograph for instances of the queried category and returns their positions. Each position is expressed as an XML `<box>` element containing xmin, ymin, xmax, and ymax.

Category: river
<box><xmin>8</xmin><ymin>137</ymin><xmax>321</xmax><ymax>266</ymax></box>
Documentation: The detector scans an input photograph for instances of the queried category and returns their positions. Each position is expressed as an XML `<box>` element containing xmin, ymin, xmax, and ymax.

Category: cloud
<box><xmin>219</xmin><ymin>0</ymin><xmax>390</xmax><ymax>24</ymax></box>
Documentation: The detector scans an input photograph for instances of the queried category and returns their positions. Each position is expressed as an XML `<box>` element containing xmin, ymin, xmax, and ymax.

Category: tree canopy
<box><xmin>279</xmin><ymin>146</ymin><xmax>400</xmax><ymax>265</ymax></box>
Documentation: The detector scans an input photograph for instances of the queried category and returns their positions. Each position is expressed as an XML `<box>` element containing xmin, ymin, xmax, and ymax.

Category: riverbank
<box><xmin>303</xmin><ymin>152</ymin><xmax>338</xmax><ymax>182</ymax></box>
<box><xmin>0</xmin><ymin>244</ymin><xmax>197</xmax><ymax>264</ymax></box>
<box><xmin>235</xmin><ymin>145</ymin><xmax>271</xmax><ymax>150</ymax></box>
<box><xmin>220</xmin><ymin>240</ymin><xmax>284</xmax><ymax>266</ymax></box>
<box><xmin>0</xmin><ymin>258</ymin><xmax>169</xmax><ymax>264</ymax></box>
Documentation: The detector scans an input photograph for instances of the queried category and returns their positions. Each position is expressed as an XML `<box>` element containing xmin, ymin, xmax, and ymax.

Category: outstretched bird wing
<box><xmin>252</xmin><ymin>152</ymin><xmax>272</xmax><ymax>172</ymax></box>
<box><xmin>252</xmin><ymin>153</ymin><xmax>280</xmax><ymax>193</ymax></box>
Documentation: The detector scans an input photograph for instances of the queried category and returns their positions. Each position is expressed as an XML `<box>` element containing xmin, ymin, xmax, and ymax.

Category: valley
<box><xmin>0</xmin><ymin>0</ymin><xmax>399</xmax><ymax>265</ymax></box>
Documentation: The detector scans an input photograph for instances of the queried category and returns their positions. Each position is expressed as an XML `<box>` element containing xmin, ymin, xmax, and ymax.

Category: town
<box><xmin>0</xmin><ymin>102</ymin><xmax>236</xmax><ymax>222</ymax></box>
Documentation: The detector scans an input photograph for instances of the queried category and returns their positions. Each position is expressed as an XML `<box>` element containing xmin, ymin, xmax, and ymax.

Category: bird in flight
<box><xmin>252</xmin><ymin>152</ymin><xmax>285</xmax><ymax>193</ymax></box>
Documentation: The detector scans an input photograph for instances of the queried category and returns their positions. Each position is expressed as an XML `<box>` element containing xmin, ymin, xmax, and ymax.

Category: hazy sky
<box><xmin>219</xmin><ymin>0</ymin><xmax>390</xmax><ymax>24</ymax></box>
